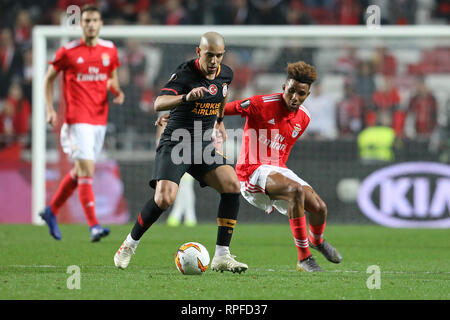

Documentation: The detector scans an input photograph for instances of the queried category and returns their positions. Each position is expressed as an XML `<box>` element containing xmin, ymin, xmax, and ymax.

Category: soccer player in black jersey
<box><xmin>114</xmin><ymin>32</ymin><xmax>248</xmax><ymax>273</ymax></box>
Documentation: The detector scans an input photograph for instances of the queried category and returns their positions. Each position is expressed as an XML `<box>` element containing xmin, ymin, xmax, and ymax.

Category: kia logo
<box><xmin>358</xmin><ymin>162</ymin><xmax>450</xmax><ymax>228</ymax></box>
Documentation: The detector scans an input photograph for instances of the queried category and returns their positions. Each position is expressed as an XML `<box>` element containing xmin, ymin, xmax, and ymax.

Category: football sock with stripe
<box><xmin>130</xmin><ymin>197</ymin><xmax>165</xmax><ymax>241</ymax></box>
<box><xmin>289</xmin><ymin>215</ymin><xmax>311</xmax><ymax>261</ymax></box>
<box><xmin>78</xmin><ymin>176</ymin><xmax>98</xmax><ymax>227</ymax></box>
<box><xmin>215</xmin><ymin>193</ymin><xmax>240</xmax><ymax>254</ymax></box>
<box><xmin>49</xmin><ymin>170</ymin><xmax>78</xmax><ymax>215</ymax></box>
<box><xmin>308</xmin><ymin>222</ymin><xmax>326</xmax><ymax>246</ymax></box>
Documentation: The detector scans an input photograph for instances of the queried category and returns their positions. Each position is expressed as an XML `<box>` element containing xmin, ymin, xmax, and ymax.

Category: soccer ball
<box><xmin>175</xmin><ymin>242</ymin><xmax>210</xmax><ymax>275</ymax></box>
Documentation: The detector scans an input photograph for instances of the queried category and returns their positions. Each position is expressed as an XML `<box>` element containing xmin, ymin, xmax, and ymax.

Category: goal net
<box><xmin>32</xmin><ymin>25</ymin><xmax>450</xmax><ymax>226</ymax></box>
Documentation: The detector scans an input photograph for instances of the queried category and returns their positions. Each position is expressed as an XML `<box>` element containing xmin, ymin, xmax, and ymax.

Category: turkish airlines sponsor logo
<box><xmin>357</xmin><ymin>162</ymin><xmax>450</xmax><ymax>228</ymax></box>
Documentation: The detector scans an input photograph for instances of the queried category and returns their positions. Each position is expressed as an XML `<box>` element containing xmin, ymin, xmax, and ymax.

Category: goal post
<box><xmin>31</xmin><ymin>25</ymin><xmax>450</xmax><ymax>225</ymax></box>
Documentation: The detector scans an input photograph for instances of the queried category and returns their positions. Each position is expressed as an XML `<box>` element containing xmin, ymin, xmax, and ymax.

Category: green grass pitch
<box><xmin>0</xmin><ymin>224</ymin><xmax>448</xmax><ymax>300</ymax></box>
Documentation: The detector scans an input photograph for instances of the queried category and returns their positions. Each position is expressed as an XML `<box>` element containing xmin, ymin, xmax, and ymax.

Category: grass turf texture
<box><xmin>0</xmin><ymin>224</ymin><xmax>448</xmax><ymax>300</ymax></box>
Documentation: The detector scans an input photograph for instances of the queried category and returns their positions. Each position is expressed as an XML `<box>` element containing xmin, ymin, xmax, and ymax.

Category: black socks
<box><xmin>131</xmin><ymin>197</ymin><xmax>165</xmax><ymax>241</ymax></box>
<box><xmin>216</xmin><ymin>193</ymin><xmax>240</xmax><ymax>246</ymax></box>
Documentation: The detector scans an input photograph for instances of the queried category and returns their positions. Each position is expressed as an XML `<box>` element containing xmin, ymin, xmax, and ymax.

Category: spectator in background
<box><xmin>358</xmin><ymin>110</ymin><xmax>396</xmax><ymax>163</ymax></box>
<box><xmin>372</xmin><ymin>47</ymin><xmax>397</xmax><ymax>77</ymax></box>
<box><xmin>268</xmin><ymin>41</ymin><xmax>315</xmax><ymax>73</ymax></box>
<box><xmin>301</xmin><ymin>0</ymin><xmax>335</xmax><ymax>24</ymax></box>
<box><xmin>162</xmin><ymin>0</ymin><xmax>191</xmax><ymax>25</ymax></box>
<box><xmin>433</xmin><ymin>0</ymin><xmax>450</xmax><ymax>22</ymax></box>
<box><xmin>121</xmin><ymin>39</ymin><xmax>147</xmax><ymax>88</ymax></box>
<box><xmin>21</xmin><ymin>46</ymin><xmax>33</xmax><ymax>103</ymax></box>
<box><xmin>212</xmin><ymin>0</ymin><xmax>251</xmax><ymax>25</ymax></box>
<box><xmin>110</xmin><ymin>0</ymin><xmax>151</xmax><ymax>23</ymax></box>
<box><xmin>335</xmin><ymin>0</ymin><xmax>362</xmax><ymax>25</ymax></box>
<box><xmin>369</xmin><ymin>76</ymin><xmax>405</xmax><ymax>136</ymax></box>
<box><xmin>335</xmin><ymin>47</ymin><xmax>360</xmax><ymax>76</ymax></box>
<box><xmin>0</xmin><ymin>28</ymin><xmax>23</xmax><ymax>99</ymax></box>
<box><xmin>390</xmin><ymin>0</ymin><xmax>417</xmax><ymax>24</ymax></box>
<box><xmin>248</xmin><ymin>0</ymin><xmax>288</xmax><ymax>24</ymax></box>
<box><xmin>407</xmin><ymin>76</ymin><xmax>438</xmax><ymax>138</ymax></box>
<box><xmin>354</xmin><ymin>60</ymin><xmax>376</xmax><ymax>111</ymax></box>
<box><xmin>286</xmin><ymin>0</ymin><xmax>314</xmax><ymax>25</ymax></box>
<box><xmin>0</xmin><ymin>82</ymin><xmax>31</xmax><ymax>148</ymax></box>
<box><xmin>303</xmin><ymin>81</ymin><xmax>337</xmax><ymax>140</ymax></box>
<box><xmin>108</xmin><ymin>66</ymin><xmax>147</xmax><ymax>141</ymax></box>
<box><xmin>336</xmin><ymin>81</ymin><xmax>365</xmax><ymax>137</ymax></box>
<box><xmin>222</xmin><ymin>51</ymin><xmax>254</xmax><ymax>99</ymax></box>
<box><xmin>13</xmin><ymin>10</ymin><xmax>33</xmax><ymax>48</ymax></box>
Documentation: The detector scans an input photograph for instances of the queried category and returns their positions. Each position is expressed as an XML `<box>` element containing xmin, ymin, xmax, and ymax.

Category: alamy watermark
<box><xmin>366</xmin><ymin>265</ymin><xmax>381</xmax><ymax>289</ymax></box>
<box><xmin>366</xmin><ymin>5</ymin><xmax>381</xmax><ymax>29</ymax></box>
<box><xmin>169</xmin><ymin>122</ymin><xmax>287</xmax><ymax>166</ymax></box>
<box><xmin>66</xmin><ymin>265</ymin><xmax>81</xmax><ymax>290</ymax></box>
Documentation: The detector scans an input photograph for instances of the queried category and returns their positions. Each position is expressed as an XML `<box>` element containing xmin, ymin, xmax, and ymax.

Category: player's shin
<box><xmin>49</xmin><ymin>170</ymin><xmax>78</xmax><ymax>214</ymax></box>
<box><xmin>308</xmin><ymin>221</ymin><xmax>326</xmax><ymax>246</ymax></box>
<box><xmin>78</xmin><ymin>176</ymin><xmax>99</xmax><ymax>227</ymax></box>
<box><xmin>289</xmin><ymin>215</ymin><xmax>312</xmax><ymax>261</ymax></box>
<box><xmin>215</xmin><ymin>193</ymin><xmax>240</xmax><ymax>256</ymax></box>
<box><xmin>130</xmin><ymin>197</ymin><xmax>165</xmax><ymax>241</ymax></box>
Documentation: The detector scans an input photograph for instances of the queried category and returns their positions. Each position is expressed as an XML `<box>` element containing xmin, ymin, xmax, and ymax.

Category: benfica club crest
<box><xmin>102</xmin><ymin>53</ymin><xmax>110</xmax><ymax>67</ymax></box>
<box><xmin>292</xmin><ymin>124</ymin><xmax>302</xmax><ymax>138</ymax></box>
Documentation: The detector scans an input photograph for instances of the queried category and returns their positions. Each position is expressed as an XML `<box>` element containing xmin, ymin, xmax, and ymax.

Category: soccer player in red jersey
<box><xmin>224</xmin><ymin>61</ymin><xmax>342</xmax><ymax>271</ymax></box>
<box><xmin>39</xmin><ymin>5</ymin><xmax>124</xmax><ymax>242</ymax></box>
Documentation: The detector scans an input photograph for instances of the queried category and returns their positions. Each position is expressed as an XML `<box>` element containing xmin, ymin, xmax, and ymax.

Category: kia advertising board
<box><xmin>358</xmin><ymin>162</ymin><xmax>450</xmax><ymax>228</ymax></box>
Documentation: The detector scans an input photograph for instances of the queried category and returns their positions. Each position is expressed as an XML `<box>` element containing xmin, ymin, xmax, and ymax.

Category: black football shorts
<box><xmin>149</xmin><ymin>142</ymin><xmax>228</xmax><ymax>189</ymax></box>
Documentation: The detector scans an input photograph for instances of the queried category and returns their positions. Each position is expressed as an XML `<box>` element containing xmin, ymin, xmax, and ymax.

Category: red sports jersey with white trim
<box><xmin>225</xmin><ymin>93</ymin><xmax>311</xmax><ymax>182</ymax></box>
<box><xmin>50</xmin><ymin>38</ymin><xmax>120</xmax><ymax>125</ymax></box>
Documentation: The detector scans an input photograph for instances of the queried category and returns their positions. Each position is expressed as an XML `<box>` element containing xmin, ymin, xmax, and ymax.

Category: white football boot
<box><xmin>211</xmin><ymin>254</ymin><xmax>248</xmax><ymax>274</ymax></box>
<box><xmin>114</xmin><ymin>236</ymin><xmax>138</xmax><ymax>269</ymax></box>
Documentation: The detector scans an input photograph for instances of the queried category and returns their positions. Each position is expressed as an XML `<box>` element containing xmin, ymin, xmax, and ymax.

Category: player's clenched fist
<box><xmin>186</xmin><ymin>86</ymin><xmax>209</xmax><ymax>101</ymax></box>
<box><xmin>46</xmin><ymin>108</ymin><xmax>58</xmax><ymax>127</ymax></box>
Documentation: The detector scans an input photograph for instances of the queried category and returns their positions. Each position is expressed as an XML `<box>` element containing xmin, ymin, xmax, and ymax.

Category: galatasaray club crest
<box><xmin>222</xmin><ymin>83</ymin><xmax>228</xmax><ymax>97</ymax></box>
<box><xmin>292</xmin><ymin>124</ymin><xmax>302</xmax><ymax>138</ymax></box>
<box><xmin>208</xmin><ymin>84</ymin><xmax>218</xmax><ymax>95</ymax></box>
<box><xmin>102</xmin><ymin>53</ymin><xmax>110</xmax><ymax>67</ymax></box>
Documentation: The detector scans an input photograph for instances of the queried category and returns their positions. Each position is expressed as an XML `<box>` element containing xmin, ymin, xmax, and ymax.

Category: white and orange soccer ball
<box><xmin>175</xmin><ymin>242</ymin><xmax>210</xmax><ymax>275</ymax></box>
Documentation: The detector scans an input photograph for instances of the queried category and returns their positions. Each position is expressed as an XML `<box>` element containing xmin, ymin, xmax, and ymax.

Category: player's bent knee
<box><xmin>287</xmin><ymin>183</ymin><xmax>304</xmax><ymax>203</ymax></box>
<box><xmin>154</xmin><ymin>192</ymin><xmax>176</xmax><ymax>210</ymax></box>
<box><xmin>223</xmin><ymin>179</ymin><xmax>241</xmax><ymax>194</ymax></box>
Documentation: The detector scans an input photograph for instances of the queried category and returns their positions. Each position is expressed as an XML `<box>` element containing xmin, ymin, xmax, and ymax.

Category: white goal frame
<box><xmin>31</xmin><ymin>25</ymin><xmax>450</xmax><ymax>225</ymax></box>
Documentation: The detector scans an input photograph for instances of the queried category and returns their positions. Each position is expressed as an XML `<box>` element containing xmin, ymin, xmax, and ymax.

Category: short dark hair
<box><xmin>286</xmin><ymin>61</ymin><xmax>317</xmax><ymax>85</ymax></box>
<box><xmin>81</xmin><ymin>4</ymin><xmax>101</xmax><ymax>18</ymax></box>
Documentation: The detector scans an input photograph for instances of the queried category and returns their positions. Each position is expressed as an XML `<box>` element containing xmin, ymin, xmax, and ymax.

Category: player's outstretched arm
<box><xmin>44</xmin><ymin>65</ymin><xmax>59</xmax><ymax>127</ymax></box>
<box><xmin>154</xmin><ymin>86</ymin><xmax>209</xmax><ymax>112</ymax></box>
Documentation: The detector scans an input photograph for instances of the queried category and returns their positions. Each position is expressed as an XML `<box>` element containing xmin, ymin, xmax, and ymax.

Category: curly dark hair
<box><xmin>286</xmin><ymin>61</ymin><xmax>318</xmax><ymax>85</ymax></box>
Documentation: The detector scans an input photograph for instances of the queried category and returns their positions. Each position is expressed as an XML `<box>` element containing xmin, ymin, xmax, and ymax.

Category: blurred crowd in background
<box><xmin>0</xmin><ymin>0</ymin><xmax>449</xmax><ymax>160</ymax></box>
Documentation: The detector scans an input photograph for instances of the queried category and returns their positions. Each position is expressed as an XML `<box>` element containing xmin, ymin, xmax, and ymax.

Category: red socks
<box><xmin>49</xmin><ymin>171</ymin><xmax>99</xmax><ymax>227</ymax></box>
<box><xmin>289</xmin><ymin>216</ymin><xmax>311</xmax><ymax>261</ymax></box>
<box><xmin>78</xmin><ymin>176</ymin><xmax>99</xmax><ymax>227</ymax></box>
<box><xmin>50</xmin><ymin>171</ymin><xmax>78</xmax><ymax>215</ymax></box>
<box><xmin>308</xmin><ymin>222</ymin><xmax>326</xmax><ymax>247</ymax></box>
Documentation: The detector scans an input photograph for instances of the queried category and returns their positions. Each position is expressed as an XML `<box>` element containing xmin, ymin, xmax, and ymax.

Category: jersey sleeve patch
<box><xmin>240</xmin><ymin>100</ymin><xmax>250</xmax><ymax>109</ymax></box>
